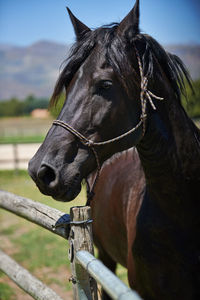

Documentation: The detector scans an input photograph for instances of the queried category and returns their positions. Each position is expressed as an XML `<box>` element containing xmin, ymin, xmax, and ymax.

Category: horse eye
<box><xmin>100</xmin><ymin>80</ymin><xmax>113</xmax><ymax>90</ymax></box>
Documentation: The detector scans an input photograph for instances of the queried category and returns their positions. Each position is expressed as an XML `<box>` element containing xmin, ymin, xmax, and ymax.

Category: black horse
<box><xmin>29</xmin><ymin>0</ymin><xmax>200</xmax><ymax>299</ymax></box>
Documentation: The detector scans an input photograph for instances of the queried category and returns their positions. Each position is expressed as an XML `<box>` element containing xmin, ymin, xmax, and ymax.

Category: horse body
<box><xmin>90</xmin><ymin>148</ymin><xmax>145</xmax><ymax>287</ymax></box>
<box><xmin>91</xmin><ymin>109</ymin><xmax>200</xmax><ymax>299</ymax></box>
<box><xmin>28</xmin><ymin>1</ymin><xmax>200</xmax><ymax>299</ymax></box>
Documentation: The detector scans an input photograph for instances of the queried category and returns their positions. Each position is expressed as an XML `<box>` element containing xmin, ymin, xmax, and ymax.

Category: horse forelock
<box><xmin>50</xmin><ymin>24</ymin><xmax>119</xmax><ymax>107</ymax></box>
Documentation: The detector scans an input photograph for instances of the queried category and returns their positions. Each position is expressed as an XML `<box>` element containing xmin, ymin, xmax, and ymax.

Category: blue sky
<box><xmin>0</xmin><ymin>0</ymin><xmax>200</xmax><ymax>46</ymax></box>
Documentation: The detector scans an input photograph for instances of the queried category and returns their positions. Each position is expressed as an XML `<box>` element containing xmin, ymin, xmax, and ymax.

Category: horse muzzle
<box><xmin>28</xmin><ymin>156</ymin><xmax>82</xmax><ymax>202</ymax></box>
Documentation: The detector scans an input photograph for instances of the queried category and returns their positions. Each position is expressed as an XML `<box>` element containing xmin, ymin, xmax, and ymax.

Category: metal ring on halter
<box><xmin>52</xmin><ymin>46</ymin><xmax>164</xmax><ymax>205</ymax></box>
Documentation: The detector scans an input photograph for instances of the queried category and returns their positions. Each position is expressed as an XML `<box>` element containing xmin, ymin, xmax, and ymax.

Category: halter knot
<box><xmin>140</xmin><ymin>113</ymin><xmax>147</xmax><ymax>121</ymax></box>
<box><xmin>83</xmin><ymin>140</ymin><xmax>94</xmax><ymax>147</ymax></box>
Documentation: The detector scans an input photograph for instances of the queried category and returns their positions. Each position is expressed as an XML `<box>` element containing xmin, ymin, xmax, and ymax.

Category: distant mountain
<box><xmin>0</xmin><ymin>41</ymin><xmax>70</xmax><ymax>100</ymax></box>
<box><xmin>0</xmin><ymin>41</ymin><xmax>199</xmax><ymax>100</ymax></box>
<box><xmin>165</xmin><ymin>44</ymin><xmax>200</xmax><ymax>80</ymax></box>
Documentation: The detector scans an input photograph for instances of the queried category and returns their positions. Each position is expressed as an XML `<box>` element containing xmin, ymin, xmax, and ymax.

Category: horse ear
<box><xmin>67</xmin><ymin>7</ymin><xmax>91</xmax><ymax>41</ymax></box>
<box><xmin>118</xmin><ymin>0</ymin><xmax>140</xmax><ymax>38</ymax></box>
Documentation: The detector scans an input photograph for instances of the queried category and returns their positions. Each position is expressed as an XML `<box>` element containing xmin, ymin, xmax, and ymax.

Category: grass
<box><xmin>0</xmin><ymin>282</ymin><xmax>16</xmax><ymax>300</ymax></box>
<box><xmin>13</xmin><ymin>229</ymin><xmax>69</xmax><ymax>271</ymax></box>
<box><xmin>0</xmin><ymin>170</ymin><xmax>128</xmax><ymax>299</ymax></box>
<box><xmin>0</xmin><ymin>135</ymin><xmax>45</xmax><ymax>144</ymax></box>
<box><xmin>0</xmin><ymin>116</ymin><xmax>53</xmax><ymax>144</ymax></box>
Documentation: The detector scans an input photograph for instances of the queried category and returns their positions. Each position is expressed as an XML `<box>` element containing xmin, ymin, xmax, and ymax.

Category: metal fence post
<box><xmin>69</xmin><ymin>206</ymin><xmax>98</xmax><ymax>300</ymax></box>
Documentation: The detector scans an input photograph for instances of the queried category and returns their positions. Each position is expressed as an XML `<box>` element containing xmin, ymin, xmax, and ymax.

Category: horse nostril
<box><xmin>37</xmin><ymin>164</ymin><xmax>58</xmax><ymax>188</ymax></box>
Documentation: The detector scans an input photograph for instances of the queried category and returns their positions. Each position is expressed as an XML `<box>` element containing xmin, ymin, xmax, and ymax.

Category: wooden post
<box><xmin>69</xmin><ymin>206</ymin><xmax>98</xmax><ymax>300</ymax></box>
<box><xmin>13</xmin><ymin>143</ymin><xmax>19</xmax><ymax>173</ymax></box>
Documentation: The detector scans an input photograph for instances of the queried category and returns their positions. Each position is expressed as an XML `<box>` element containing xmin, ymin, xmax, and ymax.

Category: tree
<box><xmin>182</xmin><ymin>79</ymin><xmax>200</xmax><ymax>119</ymax></box>
<box><xmin>0</xmin><ymin>98</ymin><xmax>24</xmax><ymax>117</ymax></box>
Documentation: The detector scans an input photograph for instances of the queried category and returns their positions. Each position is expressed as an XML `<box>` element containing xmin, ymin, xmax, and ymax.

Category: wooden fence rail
<box><xmin>0</xmin><ymin>190</ymin><xmax>70</xmax><ymax>239</ymax></box>
<box><xmin>0</xmin><ymin>190</ymin><xmax>142</xmax><ymax>300</ymax></box>
<box><xmin>0</xmin><ymin>249</ymin><xmax>63</xmax><ymax>300</ymax></box>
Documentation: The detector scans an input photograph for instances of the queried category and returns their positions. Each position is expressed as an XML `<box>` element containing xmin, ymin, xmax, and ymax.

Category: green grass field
<box><xmin>0</xmin><ymin>170</ymin><xmax>127</xmax><ymax>299</ymax></box>
<box><xmin>0</xmin><ymin>135</ymin><xmax>45</xmax><ymax>144</ymax></box>
<box><xmin>0</xmin><ymin>117</ymin><xmax>53</xmax><ymax>144</ymax></box>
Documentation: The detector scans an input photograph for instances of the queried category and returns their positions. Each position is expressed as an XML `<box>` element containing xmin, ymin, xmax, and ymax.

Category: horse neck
<box><xmin>136</xmin><ymin>96</ymin><xmax>200</xmax><ymax>222</ymax></box>
<box><xmin>137</xmin><ymin>105</ymin><xmax>175</xmax><ymax>185</ymax></box>
<box><xmin>168</xmin><ymin>99</ymin><xmax>200</xmax><ymax>179</ymax></box>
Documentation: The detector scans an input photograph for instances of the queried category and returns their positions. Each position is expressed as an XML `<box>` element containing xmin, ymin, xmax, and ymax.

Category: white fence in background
<box><xmin>0</xmin><ymin>143</ymin><xmax>40</xmax><ymax>170</ymax></box>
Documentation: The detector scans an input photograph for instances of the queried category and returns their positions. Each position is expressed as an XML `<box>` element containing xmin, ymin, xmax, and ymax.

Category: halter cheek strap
<box><xmin>52</xmin><ymin>47</ymin><xmax>164</xmax><ymax>205</ymax></box>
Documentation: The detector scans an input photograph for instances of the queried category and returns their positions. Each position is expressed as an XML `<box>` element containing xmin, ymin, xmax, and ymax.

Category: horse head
<box><xmin>28</xmin><ymin>1</ymin><xmax>145</xmax><ymax>201</ymax></box>
<box><xmin>28</xmin><ymin>0</ymin><xmax>192</xmax><ymax>201</ymax></box>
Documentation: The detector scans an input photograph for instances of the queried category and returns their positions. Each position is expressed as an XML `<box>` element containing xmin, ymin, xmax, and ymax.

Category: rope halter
<box><xmin>134</xmin><ymin>47</ymin><xmax>164</xmax><ymax>135</ymax></box>
<box><xmin>53</xmin><ymin>46</ymin><xmax>164</xmax><ymax>204</ymax></box>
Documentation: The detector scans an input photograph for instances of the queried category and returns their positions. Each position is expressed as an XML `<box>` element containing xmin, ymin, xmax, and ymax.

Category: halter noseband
<box><xmin>52</xmin><ymin>47</ymin><xmax>163</xmax><ymax>205</ymax></box>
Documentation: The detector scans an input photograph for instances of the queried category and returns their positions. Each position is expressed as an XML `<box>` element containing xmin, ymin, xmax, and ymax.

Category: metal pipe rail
<box><xmin>76</xmin><ymin>251</ymin><xmax>142</xmax><ymax>300</ymax></box>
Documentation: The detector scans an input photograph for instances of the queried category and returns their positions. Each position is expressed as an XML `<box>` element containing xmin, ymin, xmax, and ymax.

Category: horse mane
<box><xmin>50</xmin><ymin>23</ymin><xmax>193</xmax><ymax>108</ymax></box>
